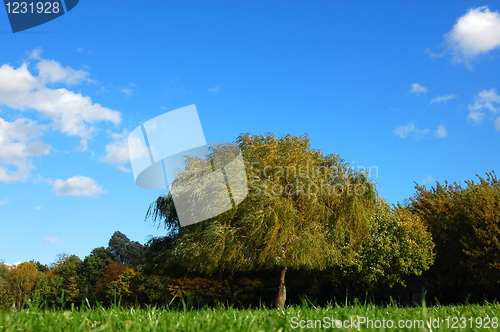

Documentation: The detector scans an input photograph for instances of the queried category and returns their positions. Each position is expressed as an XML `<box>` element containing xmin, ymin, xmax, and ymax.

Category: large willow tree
<box><xmin>147</xmin><ymin>133</ymin><xmax>381</xmax><ymax>308</ymax></box>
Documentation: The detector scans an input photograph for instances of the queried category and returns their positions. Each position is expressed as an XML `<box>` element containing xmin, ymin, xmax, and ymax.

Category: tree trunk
<box><xmin>276</xmin><ymin>267</ymin><xmax>288</xmax><ymax>309</ymax></box>
<box><xmin>227</xmin><ymin>272</ymin><xmax>237</xmax><ymax>304</ymax></box>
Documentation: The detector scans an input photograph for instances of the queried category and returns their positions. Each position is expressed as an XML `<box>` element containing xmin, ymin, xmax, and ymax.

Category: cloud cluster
<box><xmin>393</xmin><ymin>123</ymin><xmax>447</xmax><ymax>139</ymax></box>
<box><xmin>445</xmin><ymin>7</ymin><xmax>500</xmax><ymax>64</ymax></box>
<box><xmin>53</xmin><ymin>175</ymin><xmax>105</xmax><ymax>197</ymax></box>
<box><xmin>0</xmin><ymin>50</ymin><xmax>122</xmax><ymax>184</ymax></box>
<box><xmin>0</xmin><ymin>63</ymin><xmax>121</xmax><ymax>138</ymax></box>
<box><xmin>0</xmin><ymin>117</ymin><xmax>51</xmax><ymax>182</ymax></box>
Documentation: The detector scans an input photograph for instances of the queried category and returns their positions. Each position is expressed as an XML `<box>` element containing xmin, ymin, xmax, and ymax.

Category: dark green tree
<box><xmin>409</xmin><ymin>171</ymin><xmax>500</xmax><ymax>302</ymax></box>
<box><xmin>80</xmin><ymin>247</ymin><xmax>114</xmax><ymax>301</ymax></box>
<box><xmin>108</xmin><ymin>231</ymin><xmax>146</xmax><ymax>266</ymax></box>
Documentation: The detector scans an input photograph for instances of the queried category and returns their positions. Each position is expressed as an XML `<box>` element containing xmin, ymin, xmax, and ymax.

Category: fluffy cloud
<box><xmin>101</xmin><ymin>137</ymin><xmax>130</xmax><ymax>164</ymax></box>
<box><xmin>0</xmin><ymin>62</ymin><xmax>121</xmax><ymax>138</ymax></box>
<box><xmin>445</xmin><ymin>7</ymin><xmax>500</xmax><ymax>63</ymax></box>
<box><xmin>410</xmin><ymin>83</ymin><xmax>428</xmax><ymax>95</ymax></box>
<box><xmin>53</xmin><ymin>175</ymin><xmax>105</xmax><ymax>197</ymax></box>
<box><xmin>100</xmin><ymin>131</ymin><xmax>148</xmax><ymax>172</ymax></box>
<box><xmin>36</xmin><ymin>59</ymin><xmax>92</xmax><ymax>85</ymax></box>
<box><xmin>394</xmin><ymin>123</ymin><xmax>447</xmax><ymax>139</ymax></box>
<box><xmin>430</xmin><ymin>94</ymin><xmax>458</xmax><ymax>104</ymax></box>
<box><xmin>468</xmin><ymin>89</ymin><xmax>500</xmax><ymax>130</ymax></box>
<box><xmin>0</xmin><ymin>117</ymin><xmax>51</xmax><ymax>183</ymax></box>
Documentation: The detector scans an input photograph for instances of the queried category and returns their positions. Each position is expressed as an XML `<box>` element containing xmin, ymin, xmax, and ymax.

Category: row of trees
<box><xmin>0</xmin><ymin>231</ymin><xmax>147</xmax><ymax>309</ymax></box>
<box><xmin>1</xmin><ymin>133</ymin><xmax>498</xmax><ymax>309</ymax></box>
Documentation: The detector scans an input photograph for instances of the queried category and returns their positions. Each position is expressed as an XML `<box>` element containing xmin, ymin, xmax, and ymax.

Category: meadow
<box><xmin>0</xmin><ymin>302</ymin><xmax>499</xmax><ymax>331</ymax></box>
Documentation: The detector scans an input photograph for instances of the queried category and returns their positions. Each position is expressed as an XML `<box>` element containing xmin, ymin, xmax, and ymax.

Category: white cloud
<box><xmin>34</xmin><ymin>205</ymin><xmax>41</xmax><ymax>210</ymax></box>
<box><xmin>424</xmin><ymin>48</ymin><xmax>445</xmax><ymax>58</ymax></box>
<box><xmin>0</xmin><ymin>117</ymin><xmax>51</xmax><ymax>183</ymax></box>
<box><xmin>53</xmin><ymin>175</ymin><xmax>105</xmax><ymax>197</ymax></box>
<box><xmin>120</xmin><ymin>88</ymin><xmax>133</xmax><ymax>96</ymax></box>
<box><xmin>36</xmin><ymin>59</ymin><xmax>92</xmax><ymax>85</ymax></box>
<box><xmin>28</xmin><ymin>47</ymin><xmax>43</xmax><ymax>60</ymax></box>
<box><xmin>468</xmin><ymin>111</ymin><xmax>485</xmax><ymax>123</ymax></box>
<box><xmin>103</xmin><ymin>130</ymin><xmax>148</xmax><ymax>163</ymax></box>
<box><xmin>116</xmin><ymin>165</ymin><xmax>131</xmax><ymax>173</ymax></box>
<box><xmin>43</xmin><ymin>237</ymin><xmax>60</xmax><ymax>244</ymax></box>
<box><xmin>394</xmin><ymin>123</ymin><xmax>415</xmax><ymax>138</ymax></box>
<box><xmin>0</xmin><ymin>62</ymin><xmax>121</xmax><ymax>138</ymax></box>
<box><xmin>468</xmin><ymin>89</ymin><xmax>500</xmax><ymax>129</ymax></box>
<box><xmin>445</xmin><ymin>7</ymin><xmax>500</xmax><ymax>63</ymax></box>
<box><xmin>393</xmin><ymin>122</ymin><xmax>445</xmax><ymax>139</ymax></box>
<box><xmin>469</xmin><ymin>88</ymin><xmax>500</xmax><ymax>113</ymax></box>
<box><xmin>208</xmin><ymin>86</ymin><xmax>220</xmax><ymax>93</ymax></box>
<box><xmin>101</xmin><ymin>136</ymin><xmax>130</xmax><ymax>164</ymax></box>
<box><xmin>410</xmin><ymin>83</ymin><xmax>428</xmax><ymax>95</ymax></box>
<box><xmin>75</xmin><ymin>48</ymin><xmax>92</xmax><ymax>54</ymax></box>
<box><xmin>436</xmin><ymin>125</ymin><xmax>448</xmax><ymax>138</ymax></box>
<box><xmin>76</xmin><ymin>139</ymin><xmax>88</xmax><ymax>152</ymax></box>
<box><xmin>120</xmin><ymin>83</ymin><xmax>136</xmax><ymax>97</ymax></box>
<box><xmin>430</xmin><ymin>94</ymin><xmax>458</xmax><ymax>104</ymax></box>
<box><xmin>100</xmin><ymin>131</ymin><xmax>136</xmax><ymax>172</ymax></box>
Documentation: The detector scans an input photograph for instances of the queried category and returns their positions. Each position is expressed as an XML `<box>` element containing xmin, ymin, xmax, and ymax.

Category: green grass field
<box><xmin>0</xmin><ymin>302</ymin><xmax>499</xmax><ymax>331</ymax></box>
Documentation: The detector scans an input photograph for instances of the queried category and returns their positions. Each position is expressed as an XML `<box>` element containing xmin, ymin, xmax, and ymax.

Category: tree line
<box><xmin>0</xmin><ymin>133</ymin><xmax>499</xmax><ymax>310</ymax></box>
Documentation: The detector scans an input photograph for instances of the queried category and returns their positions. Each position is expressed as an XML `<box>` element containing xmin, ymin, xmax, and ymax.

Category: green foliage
<box><xmin>137</xmin><ymin>274</ymin><xmax>173</xmax><ymax>305</ymax></box>
<box><xmin>31</xmin><ymin>270</ymin><xmax>64</xmax><ymax>308</ymax></box>
<box><xmin>80</xmin><ymin>247</ymin><xmax>114</xmax><ymax>301</ymax></box>
<box><xmin>51</xmin><ymin>254</ymin><xmax>83</xmax><ymax>304</ymax></box>
<box><xmin>7</xmin><ymin>262</ymin><xmax>39</xmax><ymax>310</ymax></box>
<box><xmin>0</xmin><ymin>263</ymin><xmax>12</xmax><ymax>309</ymax></box>
<box><xmin>108</xmin><ymin>231</ymin><xmax>146</xmax><ymax>266</ymax></box>
<box><xmin>409</xmin><ymin>171</ymin><xmax>500</xmax><ymax>302</ymax></box>
<box><xmin>332</xmin><ymin>200</ymin><xmax>435</xmax><ymax>298</ymax></box>
<box><xmin>105</xmin><ymin>267</ymin><xmax>138</xmax><ymax>304</ymax></box>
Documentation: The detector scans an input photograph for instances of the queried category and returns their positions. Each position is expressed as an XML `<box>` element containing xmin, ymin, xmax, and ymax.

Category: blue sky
<box><xmin>1</xmin><ymin>1</ymin><xmax>500</xmax><ymax>266</ymax></box>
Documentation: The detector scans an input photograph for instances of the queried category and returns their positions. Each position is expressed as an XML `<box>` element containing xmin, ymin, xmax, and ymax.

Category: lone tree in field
<box><xmin>147</xmin><ymin>133</ymin><xmax>380</xmax><ymax>308</ymax></box>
